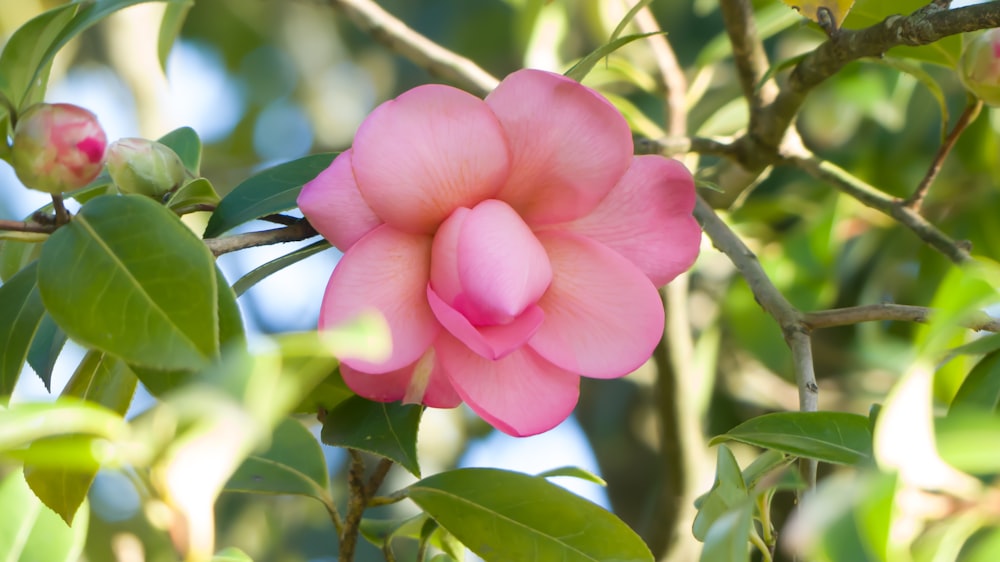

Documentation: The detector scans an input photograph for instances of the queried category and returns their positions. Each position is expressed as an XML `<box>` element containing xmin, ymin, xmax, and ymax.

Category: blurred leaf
<box><xmin>38</xmin><ymin>194</ymin><xmax>220</xmax><ymax>371</ymax></box>
<box><xmin>0</xmin><ymin>3</ymin><xmax>77</xmax><ymax>111</ymax></box>
<box><xmin>962</xmin><ymin>526</ymin><xmax>1000</xmax><ymax>562</ymax></box>
<box><xmin>25</xmin><ymin>315</ymin><xmax>67</xmax><ymax>391</ymax></box>
<box><xmin>406</xmin><ymin>468</ymin><xmax>653</xmax><ymax>562</ymax></box>
<box><xmin>158</xmin><ymin>126</ymin><xmax>202</xmax><ymax>176</ymax></box>
<box><xmin>204</xmin><ymin>153</ymin><xmax>337</xmax><ymax>237</ymax></box>
<box><xmin>211</xmin><ymin>547</ymin><xmax>254</xmax><ymax>562</ymax></box>
<box><xmin>0</xmin><ymin>399</ymin><xmax>127</xmax><ymax>452</ymax></box>
<box><xmin>360</xmin><ymin>514</ymin><xmax>427</xmax><ymax>545</ymax></box>
<box><xmin>696</xmin><ymin>3</ymin><xmax>800</xmax><ymax>66</ymax></box>
<box><xmin>0</xmin><ymin>261</ymin><xmax>44</xmax><ymax>401</ymax></box>
<box><xmin>23</xmin><ymin>351</ymin><xmax>136</xmax><ymax>524</ymax></box>
<box><xmin>157</xmin><ymin>1</ymin><xmax>194</xmax><ymax>72</ymax></box>
<box><xmin>950</xmin><ymin>350</ymin><xmax>1000</xmax><ymax>412</ymax></box>
<box><xmin>780</xmin><ymin>0</ymin><xmax>855</xmax><ymax>29</ymax></box>
<box><xmin>922</xmin><ymin>259</ymin><xmax>1000</xmax><ymax>358</ymax></box>
<box><xmin>710</xmin><ymin>411</ymin><xmax>873</xmax><ymax>465</ymax></box>
<box><xmin>0</xmin><ymin>471</ymin><xmax>88</xmax><ymax>562</ymax></box>
<box><xmin>166</xmin><ymin>178</ymin><xmax>221</xmax><ymax>214</ymax></box>
<box><xmin>693</xmin><ymin>445</ymin><xmax>748</xmax><ymax>542</ymax></box>
<box><xmin>233</xmin><ymin>240</ymin><xmax>330</xmax><ymax>297</ymax></box>
<box><xmin>936</xmin><ymin>412</ymin><xmax>1000</xmax><ymax>474</ymax></box>
<box><xmin>867</xmin><ymin>57</ymin><xmax>948</xmax><ymax>141</ymax></box>
<box><xmin>225</xmin><ymin>417</ymin><xmax>332</xmax><ymax>507</ymax></box>
<box><xmin>608</xmin><ymin>0</ymin><xmax>652</xmax><ymax>42</ymax></box>
<box><xmin>948</xmin><ymin>333</ymin><xmax>1000</xmax><ymax>357</ymax></box>
<box><xmin>740</xmin><ymin>449</ymin><xmax>796</xmax><ymax>493</ymax></box>
<box><xmin>603</xmin><ymin>93</ymin><xmax>666</xmax><ymax>140</ymax></box>
<box><xmin>321</xmin><ymin>397</ymin><xmax>422</xmax><ymax>477</ymax></box>
<box><xmin>564</xmin><ymin>32</ymin><xmax>662</xmax><ymax>83</ymax></box>
<box><xmin>0</xmin><ymin>240</ymin><xmax>41</xmax><ymax>282</ymax></box>
<box><xmin>853</xmin><ymin>472</ymin><xmax>898</xmax><ymax>561</ymax></box>
<box><xmin>536</xmin><ymin>466</ymin><xmax>607</xmax><ymax>486</ymax></box>
<box><xmin>699</xmin><ymin>504</ymin><xmax>753</xmax><ymax>562</ymax></box>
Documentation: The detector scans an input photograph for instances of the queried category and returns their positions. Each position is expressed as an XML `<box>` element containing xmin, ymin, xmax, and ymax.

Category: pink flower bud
<box><xmin>960</xmin><ymin>28</ymin><xmax>1000</xmax><ymax>106</ymax></box>
<box><xmin>10</xmin><ymin>103</ymin><xmax>107</xmax><ymax>194</ymax></box>
<box><xmin>106</xmin><ymin>138</ymin><xmax>188</xmax><ymax>198</ymax></box>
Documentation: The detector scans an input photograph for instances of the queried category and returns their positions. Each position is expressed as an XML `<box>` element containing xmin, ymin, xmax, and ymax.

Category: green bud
<box><xmin>960</xmin><ymin>28</ymin><xmax>1000</xmax><ymax>107</ymax></box>
<box><xmin>106</xmin><ymin>138</ymin><xmax>189</xmax><ymax>198</ymax></box>
<box><xmin>11</xmin><ymin>103</ymin><xmax>107</xmax><ymax>194</ymax></box>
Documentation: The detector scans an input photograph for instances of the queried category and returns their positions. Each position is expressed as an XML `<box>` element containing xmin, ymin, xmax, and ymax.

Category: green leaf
<box><xmin>699</xmin><ymin>504</ymin><xmax>752</xmax><ymax>562</ymax></box>
<box><xmin>321</xmin><ymin>396</ymin><xmax>423</xmax><ymax>477</ymax></box>
<box><xmin>212</xmin><ymin>547</ymin><xmax>254</xmax><ymax>562</ymax></box>
<box><xmin>0</xmin><ymin>240</ymin><xmax>41</xmax><ymax>282</ymax></box>
<box><xmin>0</xmin><ymin>262</ymin><xmax>45</xmax><ymax>400</ymax></box>
<box><xmin>693</xmin><ymin>445</ymin><xmax>748</xmax><ymax>542</ymax></box>
<box><xmin>293</xmin><ymin>369</ymin><xmax>353</xmax><ymax>414</ymax></box>
<box><xmin>157</xmin><ymin>1</ymin><xmax>194</xmax><ymax>73</ymax></box>
<box><xmin>936</xmin><ymin>412</ymin><xmax>1000</xmax><ymax>474</ymax></box>
<box><xmin>38</xmin><ymin>194</ymin><xmax>219</xmax><ymax>371</ymax></box>
<box><xmin>866</xmin><ymin>57</ymin><xmax>949</xmax><ymax>142</ymax></box>
<box><xmin>0</xmin><ymin>399</ymin><xmax>127</xmax><ymax>452</ymax></box>
<box><xmin>536</xmin><ymin>466</ymin><xmax>607</xmax><ymax>486</ymax></box>
<box><xmin>950</xmin><ymin>350</ymin><xmax>1000</xmax><ymax>413</ymax></box>
<box><xmin>233</xmin><ymin>240</ymin><xmax>330</xmax><ymax>297</ymax></box>
<box><xmin>166</xmin><ymin>178</ymin><xmax>221</xmax><ymax>214</ymax></box>
<box><xmin>739</xmin><ymin>449</ymin><xmax>796</xmax><ymax>493</ymax></box>
<box><xmin>225</xmin><ymin>417</ymin><xmax>332</xmax><ymax>507</ymax></box>
<box><xmin>25</xmin><ymin>315</ymin><xmax>67</xmax><ymax>391</ymax></box>
<box><xmin>204</xmin><ymin>153</ymin><xmax>337</xmax><ymax>237</ymax></box>
<box><xmin>406</xmin><ymin>468</ymin><xmax>653</xmax><ymax>562</ymax></box>
<box><xmin>23</xmin><ymin>351</ymin><xmax>136</xmax><ymax>524</ymax></box>
<box><xmin>710</xmin><ymin>411</ymin><xmax>873</xmax><ymax>465</ymax></box>
<box><xmin>158</xmin><ymin>126</ymin><xmax>202</xmax><ymax>176</ymax></box>
<box><xmin>564</xmin><ymin>32</ymin><xmax>663</xmax><ymax>83</ymax></box>
<box><xmin>0</xmin><ymin>471</ymin><xmax>88</xmax><ymax>562</ymax></box>
<box><xmin>608</xmin><ymin>0</ymin><xmax>652</xmax><ymax>43</ymax></box>
<box><xmin>0</xmin><ymin>3</ymin><xmax>78</xmax><ymax>111</ymax></box>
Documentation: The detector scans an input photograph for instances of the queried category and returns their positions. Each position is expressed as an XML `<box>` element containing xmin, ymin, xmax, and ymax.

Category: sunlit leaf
<box><xmin>0</xmin><ymin>3</ymin><xmax>78</xmax><ymax>111</ymax></box>
<box><xmin>699</xmin><ymin>504</ymin><xmax>753</xmax><ymax>562</ymax></box>
<box><xmin>38</xmin><ymin>194</ymin><xmax>219</xmax><ymax>371</ymax></box>
<box><xmin>0</xmin><ymin>399</ymin><xmax>128</xmax><ymax>452</ymax></box>
<box><xmin>158</xmin><ymin>126</ymin><xmax>202</xmax><ymax>176</ymax></box>
<box><xmin>166</xmin><ymin>178</ymin><xmax>221</xmax><ymax>214</ymax></box>
<box><xmin>233</xmin><ymin>240</ymin><xmax>330</xmax><ymax>297</ymax></box>
<box><xmin>564</xmin><ymin>32</ymin><xmax>662</xmax><ymax>83</ymax></box>
<box><xmin>204</xmin><ymin>153</ymin><xmax>336</xmax><ymax>237</ymax></box>
<box><xmin>710</xmin><ymin>411</ymin><xmax>873</xmax><ymax>465</ymax></box>
<box><xmin>321</xmin><ymin>397</ymin><xmax>422</xmax><ymax>477</ymax></box>
<box><xmin>0</xmin><ymin>262</ymin><xmax>44</xmax><ymax>401</ymax></box>
<box><xmin>157</xmin><ymin>1</ymin><xmax>194</xmax><ymax>72</ymax></box>
<box><xmin>536</xmin><ymin>466</ymin><xmax>607</xmax><ymax>486</ymax></box>
<box><xmin>936</xmin><ymin>412</ymin><xmax>1000</xmax><ymax>474</ymax></box>
<box><xmin>950</xmin><ymin>350</ymin><xmax>1000</xmax><ymax>413</ymax></box>
<box><xmin>0</xmin><ymin>471</ymin><xmax>88</xmax><ymax>562</ymax></box>
<box><xmin>693</xmin><ymin>445</ymin><xmax>748</xmax><ymax>542</ymax></box>
<box><xmin>406</xmin><ymin>468</ymin><xmax>653</xmax><ymax>562</ymax></box>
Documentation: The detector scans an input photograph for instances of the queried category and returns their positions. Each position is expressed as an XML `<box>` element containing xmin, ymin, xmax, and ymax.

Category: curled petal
<box><xmin>428</xmin><ymin>286</ymin><xmax>544</xmax><ymax>360</ymax></box>
<box><xmin>320</xmin><ymin>225</ymin><xmax>439</xmax><ymax>373</ymax></box>
<box><xmin>486</xmin><ymin>69</ymin><xmax>632</xmax><ymax>225</ymax></box>
<box><xmin>429</xmin><ymin>207</ymin><xmax>470</xmax><ymax>310</ymax></box>
<box><xmin>559</xmin><ymin>155</ymin><xmax>700</xmax><ymax>286</ymax></box>
<box><xmin>352</xmin><ymin>85</ymin><xmax>510</xmax><ymax>233</ymax></box>
<box><xmin>529</xmin><ymin>231</ymin><xmax>664</xmax><ymax>379</ymax></box>
<box><xmin>298</xmin><ymin>150</ymin><xmax>382</xmax><ymax>251</ymax></box>
<box><xmin>437</xmin><ymin>333</ymin><xmax>579</xmax><ymax>437</ymax></box>
<box><xmin>341</xmin><ymin>347</ymin><xmax>461</xmax><ymax>409</ymax></box>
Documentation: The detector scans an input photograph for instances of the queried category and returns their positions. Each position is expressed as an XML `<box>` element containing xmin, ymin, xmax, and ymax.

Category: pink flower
<box><xmin>299</xmin><ymin>69</ymin><xmax>700</xmax><ymax>436</ymax></box>
<box><xmin>960</xmin><ymin>28</ymin><xmax>1000</xmax><ymax>107</ymax></box>
<box><xmin>11</xmin><ymin>103</ymin><xmax>107</xmax><ymax>194</ymax></box>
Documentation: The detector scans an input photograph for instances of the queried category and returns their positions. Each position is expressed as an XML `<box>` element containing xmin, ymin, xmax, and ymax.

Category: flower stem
<box><xmin>904</xmin><ymin>96</ymin><xmax>983</xmax><ymax>211</ymax></box>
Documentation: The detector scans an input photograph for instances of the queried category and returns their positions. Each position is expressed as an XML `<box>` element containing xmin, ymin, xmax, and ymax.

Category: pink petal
<box><xmin>485</xmin><ymin>69</ymin><xmax>632</xmax><ymax>225</ymax></box>
<box><xmin>558</xmin><ymin>155</ymin><xmax>701</xmax><ymax>287</ymax></box>
<box><xmin>341</xmin><ymin>347</ymin><xmax>461</xmax><ymax>409</ymax></box>
<box><xmin>428</xmin><ymin>285</ymin><xmax>544</xmax><ymax>360</ymax></box>
<box><xmin>457</xmin><ymin>200</ymin><xmax>552</xmax><ymax>324</ymax></box>
<box><xmin>436</xmin><ymin>333</ymin><xmax>579</xmax><ymax>436</ymax></box>
<box><xmin>529</xmin><ymin>231</ymin><xmax>664</xmax><ymax>379</ymax></box>
<box><xmin>319</xmin><ymin>225</ymin><xmax>440</xmax><ymax>373</ymax></box>
<box><xmin>298</xmin><ymin>150</ymin><xmax>382</xmax><ymax>251</ymax></box>
<box><xmin>352</xmin><ymin>85</ymin><xmax>510</xmax><ymax>233</ymax></box>
<box><xmin>429</xmin><ymin>206</ymin><xmax>470</xmax><ymax>310</ymax></box>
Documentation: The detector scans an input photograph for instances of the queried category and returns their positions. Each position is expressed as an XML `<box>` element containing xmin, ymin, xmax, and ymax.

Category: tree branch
<box><xmin>719</xmin><ymin>0</ymin><xmax>779</xmax><ymax>117</ymax></box>
<box><xmin>803</xmin><ymin>303</ymin><xmax>1000</xmax><ymax>332</ymax></box>
<box><xmin>203</xmin><ymin>220</ymin><xmax>318</xmax><ymax>257</ymax></box>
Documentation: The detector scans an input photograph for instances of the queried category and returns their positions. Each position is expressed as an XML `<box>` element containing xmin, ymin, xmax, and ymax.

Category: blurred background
<box><xmin>2</xmin><ymin>1</ymin><xmax>1000</xmax><ymax>560</ymax></box>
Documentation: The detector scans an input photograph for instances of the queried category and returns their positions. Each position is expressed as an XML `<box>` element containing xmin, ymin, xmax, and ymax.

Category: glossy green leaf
<box><xmin>936</xmin><ymin>412</ymin><xmax>1000</xmax><ymax>474</ymax></box>
<box><xmin>0</xmin><ymin>3</ymin><xmax>78</xmax><ymax>111</ymax></box>
<box><xmin>0</xmin><ymin>262</ymin><xmax>44</xmax><ymax>400</ymax></box>
<box><xmin>564</xmin><ymin>32</ymin><xmax>662</xmax><ymax>83</ymax></box>
<box><xmin>38</xmin><ymin>194</ymin><xmax>219</xmax><ymax>371</ymax></box>
<box><xmin>0</xmin><ymin>471</ymin><xmax>88</xmax><ymax>562</ymax></box>
<box><xmin>25</xmin><ymin>315</ymin><xmax>66</xmax><ymax>391</ymax></box>
<box><xmin>699</xmin><ymin>504</ymin><xmax>753</xmax><ymax>562</ymax></box>
<box><xmin>321</xmin><ymin>396</ymin><xmax>422</xmax><ymax>477</ymax></box>
<box><xmin>225</xmin><ymin>417</ymin><xmax>332</xmax><ymax>506</ymax></box>
<box><xmin>693</xmin><ymin>445</ymin><xmax>748</xmax><ymax>542</ymax></box>
<box><xmin>233</xmin><ymin>240</ymin><xmax>330</xmax><ymax>297</ymax></box>
<box><xmin>23</xmin><ymin>351</ymin><xmax>137</xmax><ymax>524</ymax></box>
<box><xmin>166</xmin><ymin>178</ymin><xmax>221</xmax><ymax>214</ymax></box>
<box><xmin>950</xmin><ymin>350</ymin><xmax>1000</xmax><ymax>413</ymax></box>
<box><xmin>406</xmin><ymin>468</ymin><xmax>653</xmax><ymax>562</ymax></box>
<box><xmin>204</xmin><ymin>153</ymin><xmax>336</xmax><ymax>237</ymax></box>
<box><xmin>710</xmin><ymin>411</ymin><xmax>873</xmax><ymax>465</ymax></box>
<box><xmin>158</xmin><ymin>126</ymin><xmax>202</xmax><ymax>176</ymax></box>
<box><xmin>157</xmin><ymin>1</ymin><xmax>194</xmax><ymax>72</ymax></box>
<box><xmin>536</xmin><ymin>466</ymin><xmax>607</xmax><ymax>486</ymax></box>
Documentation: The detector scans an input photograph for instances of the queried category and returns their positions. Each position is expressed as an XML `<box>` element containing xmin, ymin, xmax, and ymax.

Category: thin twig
<box><xmin>803</xmin><ymin>304</ymin><xmax>1000</xmax><ymax>332</ymax></box>
<box><xmin>51</xmin><ymin>194</ymin><xmax>69</xmax><ymax>225</ymax></box>
<box><xmin>202</xmin><ymin>220</ymin><xmax>318</xmax><ymax>257</ymax></box>
<box><xmin>0</xmin><ymin>219</ymin><xmax>57</xmax><ymax>234</ymax></box>
<box><xmin>904</xmin><ymin>97</ymin><xmax>983</xmax><ymax>211</ymax></box>
<box><xmin>259</xmin><ymin>213</ymin><xmax>300</xmax><ymax>226</ymax></box>
<box><xmin>339</xmin><ymin>450</ymin><xmax>368</xmax><ymax>561</ymax></box>
<box><xmin>327</xmin><ymin>0</ymin><xmax>499</xmax><ymax>97</ymax></box>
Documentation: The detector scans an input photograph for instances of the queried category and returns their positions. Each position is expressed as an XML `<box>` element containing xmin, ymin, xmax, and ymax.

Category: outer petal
<box><xmin>352</xmin><ymin>85</ymin><xmax>510</xmax><ymax>233</ymax></box>
<box><xmin>298</xmin><ymin>149</ymin><xmax>382</xmax><ymax>251</ymax></box>
<box><xmin>529</xmin><ymin>231</ymin><xmax>664</xmax><ymax>379</ymax></box>
<box><xmin>341</xmin><ymin>348</ymin><xmax>461</xmax><ymax>409</ymax></box>
<box><xmin>485</xmin><ymin>69</ymin><xmax>632</xmax><ymax>225</ymax></box>
<box><xmin>436</xmin><ymin>333</ymin><xmax>579</xmax><ymax>437</ymax></box>
<box><xmin>558</xmin><ymin>155</ymin><xmax>701</xmax><ymax>287</ymax></box>
<box><xmin>457</xmin><ymin>199</ymin><xmax>552</xmax><ymax>324</ymax></box>
<box><xmin>320</xmin><ymin>225</ymin><xmax>439</xmax><ymax>373</ymax></box>
<box><xmin>428</xmin><ymin>286</ymin><xmax>544</xmax><ymax>360</ymax></box>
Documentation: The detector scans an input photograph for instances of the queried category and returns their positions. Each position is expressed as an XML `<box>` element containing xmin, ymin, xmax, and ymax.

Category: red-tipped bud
<box><xmin>960</xmin><ymin>28</ymin><xmax>1000</xmax><ymax>106</ymax></box>
<box><xmin>10</xmin><ymin>103</ymin><xmax>107</xmax><ymax>194</ymax></box>
<box><xmin>106</xmin><ymin>138</ymin><xmax>188</xmax><ymax>198</ymax></box>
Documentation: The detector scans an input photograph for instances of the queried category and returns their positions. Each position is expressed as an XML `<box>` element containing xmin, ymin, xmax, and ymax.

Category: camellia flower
<box><xmin>299</xmin><ymin>69</ymin><xmax>700</xmax><ymax>436</ymax></box>
<box><xmin>960</xmin><ymin>28</ymin><xmax>1000</xmax><ymax>106</ymax></box>
<box><xmin>11</xmin><ymin>103</ymin><xmax>107</xmax><ymax>194</ymax></box>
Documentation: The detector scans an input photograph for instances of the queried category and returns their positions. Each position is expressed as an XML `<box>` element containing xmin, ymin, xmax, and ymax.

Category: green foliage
<box><xmin>321</xmin><ymin>397</ymin><xmax>423</xmax><ymax>477</ymax></box>
<box><xmin>710</xmin><ymin>411</ymin><xmax>874</xmax><ymax>465</ymax></box>
<box><xmin>0</xmin><ymin>470</ymin><xmax>88</xmax><ymax>562</ymax></box>
<box><xmin>232</xmin><ymin>239</ymin><xmax>330</xmax><ymax>297</ymax></box>
<box><xmin>0</xmin><ymin>262</ymin><xmax>44</xmax><ymax>400</ymax></box>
